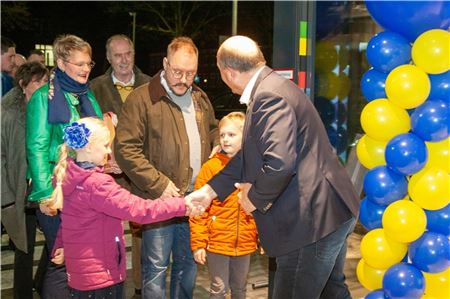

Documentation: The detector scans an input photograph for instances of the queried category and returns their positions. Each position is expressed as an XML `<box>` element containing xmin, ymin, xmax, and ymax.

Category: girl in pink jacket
<box><xmin>49</xmin><ymin>117</ymin><xmax>195</xmax><ymax>298</ymax></box>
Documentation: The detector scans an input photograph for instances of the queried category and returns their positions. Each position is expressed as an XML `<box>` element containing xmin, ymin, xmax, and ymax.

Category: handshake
<box><xmin>183</xmin><ymin>182</ymin><xmax>256</xmax><ymax>217</ymax></box>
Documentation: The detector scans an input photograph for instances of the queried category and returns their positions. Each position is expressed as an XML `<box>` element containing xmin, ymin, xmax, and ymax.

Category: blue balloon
<box><xmin>326</xmin><ymin>125</ymin><xmax>348</xmax><ymax>155</ymax></box>
<box><xmin>385</xmin><ymin>133</ymin><xmax>428</xmax><ymax>176</ymax></box>
<box><xmin>425</xmin><ymin>204</ymin><xmax>450</xmax><ymax>236</ymax></box>
<box><xmin>363</xmin><ymin>166</ymin><xmax>408</xmax><ymax>206</ymax></box>
<box><xmin>382</xmin><ymin>263</ymin><xmax>425</xmax><ymax>299</ymax></box>
<box><xmin>314</xmin><ymin>96</ymin><xmax>336</xmax><ymax>125</ymax></box>
<box><xmin>409</xmin><ymin>231</ymin><xmax>450</xmax><ymax>273</ymax></box>
<box><xmin>359</xmin><ymin>197</ymin><xmax>387</xmax><ymax>230</ymax></box>
<box><xmin>365</xmin><ymin>289</ymin><xmax>386</xmax><ymax>299</ymax></box>
<box><xmin>366</xmin><ymin>31</ymin><xmax>411</xmax><ymax>73</ymax></box>
<box><xmin>365</xmin><ymin>1</ymin><xmax>450</xmax><ymax>42</ymax></box>
<box><xmin>428</xmin><ymin>71</ymin><xmax>450</xmax><ymax>104</ymax></box>
<box><xmin>411</xmin><ymin>100</ymin><xmax>449</xmax><ymax>142</ymax></box>
<box><xmin>361</xmin><ymin>68</ymin><xmax>388</xmax><ymax>101</ymax></box>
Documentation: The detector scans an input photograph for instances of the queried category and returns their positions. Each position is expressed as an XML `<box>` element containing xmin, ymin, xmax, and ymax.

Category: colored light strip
<box><xmin>298</xmin><ymin>71</ymin><xmax>306</xmax><ymax>89</ymax></box>
<box><xmin>299</xmin><ymin>21</ymin><xmax>308</xmax><ymax>56</ymax></box>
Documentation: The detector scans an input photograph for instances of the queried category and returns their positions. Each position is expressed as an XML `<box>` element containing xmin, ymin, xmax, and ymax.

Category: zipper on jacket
<box><xmin>115</xmin><ymin>236</ymin><xmax>122</xmax><ymax>265</ymax></box>
<box><xmin>234</xmin><ymin>204</ymin><xmax>240</xmax><ymax>256</ymax></box>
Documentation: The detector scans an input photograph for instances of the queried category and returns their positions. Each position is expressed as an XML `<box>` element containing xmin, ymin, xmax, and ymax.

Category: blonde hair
<box><xmin>219</xmin><ymin>111</ymin><xmax>245</xmax><ymax>131</ymax></box>
<box><xmin>53</xmin><ymin>34</ymin><xmax>92</xmax><ymax>62</ymax></box>
<box><xmin>50</xmin><ymin>117</ymin><xmax>110</xmax><ymax>209</ymax></box>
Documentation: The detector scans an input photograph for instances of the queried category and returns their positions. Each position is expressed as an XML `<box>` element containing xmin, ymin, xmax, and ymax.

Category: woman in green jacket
<box><xmin>25</xmin><ymin>34</ymin><xmax>102</xmax><ymax>298</ymax></box>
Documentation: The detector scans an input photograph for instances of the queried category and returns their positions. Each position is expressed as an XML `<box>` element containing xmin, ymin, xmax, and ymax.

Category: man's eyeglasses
<box><xmin>64</xmin><ymin>60</ymin><xmax>96</xmax><ymax>69</ymax></box>
<box><xmin>167</xmin><ymin>61</ymin><xmax>196</xmax><ymax>80</ymax></box>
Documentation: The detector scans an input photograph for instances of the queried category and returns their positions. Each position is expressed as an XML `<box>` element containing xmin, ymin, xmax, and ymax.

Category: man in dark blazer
<box><xmin>188</xmin><ymin>35</ymin><xmax>360</xmax><ymax>299</ymax></box>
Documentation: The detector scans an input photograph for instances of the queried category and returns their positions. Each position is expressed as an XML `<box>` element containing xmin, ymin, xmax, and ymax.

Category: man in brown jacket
<box><xmin>114</xmin><ymin>37</ymin><xmax>219</xmax><ymax>299</ymax></box>
<box><xmin>90</xmin><ymin>34</ymin><xmax>151</xmax><ymax>296</ymax></box>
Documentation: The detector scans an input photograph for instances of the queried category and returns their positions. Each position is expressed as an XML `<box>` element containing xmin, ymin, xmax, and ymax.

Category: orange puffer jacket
<box><xmin>190</xmin><ymin>152</ymin><xmax>258</xmax><ymax>256</ymax></box>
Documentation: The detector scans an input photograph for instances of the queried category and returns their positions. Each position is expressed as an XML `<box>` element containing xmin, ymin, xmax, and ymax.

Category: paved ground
<box><xmin>1</xmin><ymin>225</ymin><xmax>368</xmax><ymax>298</ymax></box>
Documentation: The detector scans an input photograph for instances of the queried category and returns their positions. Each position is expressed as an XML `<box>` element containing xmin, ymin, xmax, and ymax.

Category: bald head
<box><xmin>217</xmin><ymin>35</ymin><xmax>266</xmax><ymax>72</ymax></box>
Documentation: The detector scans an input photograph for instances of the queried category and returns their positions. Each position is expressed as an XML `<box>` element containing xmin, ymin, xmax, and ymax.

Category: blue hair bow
<box><xmin>63</xmin><ymin>122</ymin><xmax>91</xmax><ymax>149</ymax></box>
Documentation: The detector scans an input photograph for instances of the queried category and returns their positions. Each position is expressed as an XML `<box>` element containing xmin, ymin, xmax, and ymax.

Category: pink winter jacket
<box><xmin>53</xmin><ymin>159</ymin><xmax>186</xmax><ymax>291</ymax></box>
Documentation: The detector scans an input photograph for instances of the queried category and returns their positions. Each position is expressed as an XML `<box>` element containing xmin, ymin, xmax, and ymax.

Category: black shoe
<box><xmin>135</xmin><ymin>289</ymin><xmax>141</xmax><ymax>295</ymax></box>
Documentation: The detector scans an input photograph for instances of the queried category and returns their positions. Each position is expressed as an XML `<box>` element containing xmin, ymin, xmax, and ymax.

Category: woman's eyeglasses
<box><xmin>64</xmin><ymin>60</ymin><xmax>96</xmax><ymax>69</ymax></box>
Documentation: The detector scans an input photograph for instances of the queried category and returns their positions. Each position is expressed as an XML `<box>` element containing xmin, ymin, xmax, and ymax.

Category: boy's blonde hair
<box><xmin>50</xmin><ymin>117</ymin><xmax>109</xmax><ymax>210</ymax></box>
<box><xmin>219</xmin><ymin>111</ymin><xmax>245</xmax><ymax>131</ymax></box>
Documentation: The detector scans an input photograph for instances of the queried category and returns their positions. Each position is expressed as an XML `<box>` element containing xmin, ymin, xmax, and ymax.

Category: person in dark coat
<box><xmin>2</xmin><ymin>61</ymin><xmax>49</xmax><ymax>298</ymax></box>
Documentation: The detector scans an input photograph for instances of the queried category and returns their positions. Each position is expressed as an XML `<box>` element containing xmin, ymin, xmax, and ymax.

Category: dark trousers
<box><xmin>13</xmin><ymin>210</ymin><xmax>36</xmax><ymax>299</ymax></box>
<box><xmin>69</xmin><ymin>282</ymin><xmax>125</xmax><ymax>299</ymax></box>
<box><xmin>273</xmin><ymin>217</ymin><xmax>356</xmax><ymax>299</ymax></box>
<box><xmin>36</xmin><ymin>209</ymin><xmax>69</xmax><ymax>299</ymax></box>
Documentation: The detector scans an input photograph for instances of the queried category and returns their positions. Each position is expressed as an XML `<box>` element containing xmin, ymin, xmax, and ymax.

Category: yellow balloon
<box><xmin>412</xmin><ymin>29</ymin><xmax>450</xmax><ymax>75</ymax></box>
<box><xmin>423</xmin><ymin>268</ymin><xmax>450</xmax><ymax>298</ymax></box>
<box><xmin>316</xmin><ymin>72</ymin><xmax>340</xmax><ymax>99</ymax></box>
<box><xmin>385</xmin><ymin>64</ymin><xmax>431</xmax><ymax>109</ymax></box>
<box><xmin>409</xmin><ymin>167</ymin><xmax>450</xmax><ymax>210</ymax></box>
<box><xmin>360</xmin><ymin>99</ymin><xmax>411</xmax><ymax>141</ymax></box>
<box><xmin>360</xmin><ymin>228</ymin><xmax>408</xmax><ymax>269</ymax></box>
<box><xmin>426</xmin><ymin>138</ymin><xmax>450</xmax><ymax>173</ymax></box>
<box><xmin>382</xmin><ymin>200</ymin><xmax>427</xmax><ymax>243</ymax></box>
<box><xmin>315</xmin><ymin>41</ymin><xmax>338</xmax><ymax>73</ymax></box>
<box><xmin>356</xmin><ymin>134</ymin><xmax>387</xmax><ymax>169</ymax></box>
<box><xmin>356</xmin><ymin>258</ymin><xmax>386</xmax><ymax>291</ymax></box>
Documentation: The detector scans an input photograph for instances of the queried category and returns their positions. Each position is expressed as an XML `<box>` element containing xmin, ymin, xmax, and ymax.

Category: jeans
<box><xmin>273</xmin><ymin>217</ymin><xmax>356</xmax><ymax>299</ymax></box>
<box><xmin>207</xmin><ymin>252</ymin><xmax>251</xmax><ymax>299</ymax></box>
<box><xmin>36</xmin><ymin>209</ymin><xmax>69</xmax><ymax>299</ymax></box>
<box><xmin>141</xmin><ymin>220</ymin><xmax>197</xmax><ymax>299</ymax></box>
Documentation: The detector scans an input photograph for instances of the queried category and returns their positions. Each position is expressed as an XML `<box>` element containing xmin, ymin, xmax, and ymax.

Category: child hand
<box><xmin>51</xmin><ymin>248</ymin><xmax>65</xmax><ymax>265</ymax></box>
<box><xmin>193</xmin><ymin>248</ymin><xmax>207</xmax><ymax>265</ymax></box>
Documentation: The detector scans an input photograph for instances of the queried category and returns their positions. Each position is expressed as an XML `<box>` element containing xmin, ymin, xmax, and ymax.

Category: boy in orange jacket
<box><xmin>190</xmin><ymin>112</ymin><xmax>258</xmax><ymax>299</ymax></box>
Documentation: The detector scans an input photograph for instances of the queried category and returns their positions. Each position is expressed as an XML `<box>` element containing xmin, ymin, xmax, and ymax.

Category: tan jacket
<box><xmin>114</xmin><ymin>70</ymin><xmax>219</xmax><ymax>201</ymax></box>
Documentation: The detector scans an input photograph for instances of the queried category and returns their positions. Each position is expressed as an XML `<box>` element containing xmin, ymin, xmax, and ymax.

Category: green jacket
<box><xmin>26</xmin><ymin>84</ymin><xmax>102</xmax><ymax>202</ymax></box>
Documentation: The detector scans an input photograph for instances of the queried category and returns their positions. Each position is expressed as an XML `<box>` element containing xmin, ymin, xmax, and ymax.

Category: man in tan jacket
<box><xmin>114</xmin><ymin>37</ymin><xmax>218</xmax><ymax>299</ymax></box>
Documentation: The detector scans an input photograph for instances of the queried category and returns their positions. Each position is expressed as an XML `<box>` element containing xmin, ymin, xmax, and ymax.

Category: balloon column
<box><xmin>357</xmin><ymin>2</ymin><xmax>450</xmax><ymax>298</ymax></box>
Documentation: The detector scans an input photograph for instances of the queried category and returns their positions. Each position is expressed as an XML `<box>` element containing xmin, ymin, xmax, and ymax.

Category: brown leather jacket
<box><xmin>114</xmin><ymin>70</ymin><xmax>219</xmax><ymax>201</ymax></box>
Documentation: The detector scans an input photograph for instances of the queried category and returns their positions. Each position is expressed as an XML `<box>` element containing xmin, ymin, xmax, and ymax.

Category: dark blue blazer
<box><xmin>209</xmin><ymin>67</ymin><xmax>360</xmax><ymax>257</ymax></box>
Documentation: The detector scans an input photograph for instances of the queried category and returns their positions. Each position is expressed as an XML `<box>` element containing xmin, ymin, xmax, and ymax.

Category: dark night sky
<box><xmin>3</xmin><ymin>1</ymin><xmax>273</xmax><ymax>80</ymax></box>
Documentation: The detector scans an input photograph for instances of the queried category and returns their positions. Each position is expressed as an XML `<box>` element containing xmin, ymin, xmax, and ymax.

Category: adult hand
<box><xmin>186</xmin><ymin>184</ymin><xmax>217</xmax><ymax>212</ymax></box>
<box><xmin>209</xmin><ymin>144</ymin><xmax>221</xmax><ymax>158</ymax></box>
<box><xmin>104</xmin><ymin>158</ymin><xmax>122</xmax><ymax>174</ymax></box>
<box><xmin>193</xmin><ymin>248</ymin><xmax>207</xmax><ymax>265</ymax></box>
<box><xmin>184</xmin><ymin>196</ymin><xmax>204</xmax><ymax>217</ymax></box>
<box><xmin>235</xmin><ymin>182</ymin><xmax>256</xmax><ymax>215</ymax></box>
<box><xmin>51</xmin><ymin>248</ymin><xmax>65</xmax><ymax>265</ymax></box>
<box><xmin>161</xmin><ymin>181</ymin><xmax>181</xmax><ymax>198</ymax></box>
<box><xmin>39</xmin><ymin>201</ymin><xmax>58</xmax><ymax>216</ymax></box>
